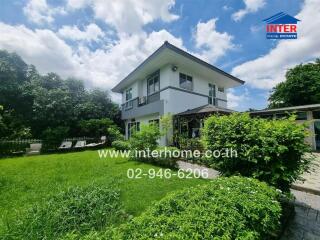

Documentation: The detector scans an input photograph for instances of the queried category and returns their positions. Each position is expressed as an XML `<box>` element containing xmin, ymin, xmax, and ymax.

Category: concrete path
<box><xmin>293</xmin><ymin>153</ymin><xmax>320</xmax><ymax>195</ymax></box>
<box><xmin>177</xmin><ymin>160</ymin><xmax>219</xmax><ymax>179</ymax></box>
<box><xmin>281</xmin><ymin>192</ymin><xmax>320</xmax><ymax>240</ymax></box>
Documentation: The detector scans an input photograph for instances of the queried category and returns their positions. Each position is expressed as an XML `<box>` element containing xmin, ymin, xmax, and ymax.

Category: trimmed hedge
<box><xmin>4</xmin><ymin>185</ymin><xmax>126</xmax><ymax>240</ymax></box>
<box><xmin>201</xmin><ymin>113</ymin><xmax>310</xmax><ymax>192</ymax></box>
<box><xmin>111</xmin><ymin>140</ymin><xmax>130</xmax><ymax>151</ymax></box>
<box><xmin>93</xmin><ymin>177</ymin><xmax>281</xmax><ymax>240</ymax></box>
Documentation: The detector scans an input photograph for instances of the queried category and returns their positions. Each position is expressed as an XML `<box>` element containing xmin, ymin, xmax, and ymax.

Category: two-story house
<box><xmin>112</xmin><ymin>41</ymin><xmax>244</xmax><ymax>145</ymax></box>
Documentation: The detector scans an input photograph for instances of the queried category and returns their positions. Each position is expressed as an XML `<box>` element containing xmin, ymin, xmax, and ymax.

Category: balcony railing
<box><xmin>121</xmin><ymin>92</ymin><xmax>163</xmax><ymax>119</ymax></box>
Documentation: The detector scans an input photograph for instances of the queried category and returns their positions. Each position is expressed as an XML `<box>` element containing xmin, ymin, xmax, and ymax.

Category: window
<box><xmin>128</xmin><ymin>122</ymin><xmax>140</xmax><ymax>138</ymax></box>
<box><xmin>147</xmin><ymin>71</ymin><xmax>160</xmax><ymax>95</ymax></box>
<box><xmin>125</xmin><ymin>88</ymin><xmax>132</xmax><ymax>101</ymax></box>
<box><xmin>149</xmin><ymin>119</ymin><xmax>160</xmax><ymax>128</ymax></box>
<box><xmin>124</xmin><ymin>88</ymin><xmax>133</xmax><ymax>110</ymax></box>
<box><xmin>296</xmin><ymin>112</ymin><xmax>307</xmax><ymax>120</ymax></box>
<box><xmin>179</xmin><ymin>73</ymin><xmax>193</xmax><ymax>91</ymax></box>
<box><xmin>259</xmin><ymin>114</ymin><xmax>273</xmax><ymax>119</ymax></box>
<box><xmin>208</xmin><ymin>83</ymin><xmax>216</xmax><ymax>105</ymax></box>
<box><xmin>275</xmin><ymin>113</ymin><xmax>288</xmax><ymax>119</ymax></box>
<box><xmin>313</xmin><ymin>111</ymin><xmax>320</xmax><ymax>119</ymax></box>
<box><xmin>218</xmin><ymin>87</ymin><xmax>225</xmax><ymax>93</ymax></box>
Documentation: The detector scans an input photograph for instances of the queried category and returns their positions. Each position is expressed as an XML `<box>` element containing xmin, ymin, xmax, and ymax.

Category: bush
<box><xmin>129</xmin><ymin>124</ymin><xmax>160</xmax><ymax>151</ymax></box>
<box><xmin>105</xmin><ymin>177</ymin><xmax>281</xmax><ymax>240</ymax></box>
<box><xmin>142</xmin><ymin>146</ymin><xmax>179</xmax><ymax>168</ymax></box>
<box><xmin>78</xmin><ymin>118</ymin><xmax>119</xmax><ymax>145</ymax></box>
<box><xmin>4</xmin><ymin>185</ymin><xmax>126</xmax><ymax>239</ymax></box>
<box><xmin>111</xmin><ymin>140</ymin><xmax>130</xmax><ymax>151</ymax></box>
<box><xmin>41</xmin><ymin>126</ymin><xmax>69</xmax><ymax>152</ymax></box>
<box><xmin>201</xmin><ymin>113</ymin><xmax>311</xmax><ymax>192</ymax></box>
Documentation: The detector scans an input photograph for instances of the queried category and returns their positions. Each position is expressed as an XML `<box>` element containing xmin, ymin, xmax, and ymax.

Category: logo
<box><xmin>263</xmin><ymin>12</ymin><xmax>300</xmax><ymax>39</ymax></box>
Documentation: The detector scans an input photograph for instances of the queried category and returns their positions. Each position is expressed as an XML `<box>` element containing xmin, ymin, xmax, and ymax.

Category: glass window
<box><xmin>208</xmin><ymin>83</ymin><xmax>216</xmax><ymax>105</ymax></box>
<box><xmin>128</xmin><ymin>122</ymin><xmax>140</xmax><ymax>138</ymax></box>
<box><xmin>125</xmin><ymin>88</ymin><xmax>132</xmax><ymax>101</ymax></box>
<box><xmin>313</xmin><ymin>111</ymin><xmax>320</xmax><ymax>119</ymax></box>
<box><xmin>259</xmin><ymin>114</ymin><xmax>273</xmax><ymax>119</ymax></box>
<box><xmin>149</xmin><ymin>119</ymin><xmax>159</xmax><ymax>128</ymax></box>
<box><xmin>275</xmin><ymin>113</ymin><xmax>288</xmax><ymax>119</ymax></box>
<box><xmin>179</xmin><ymin>73</ymin><xmax>193</xmax><ymax>91</ymax></box>
<box><xmin>147</xmin><ymin>71</ymin><xmax>160</xmax><ymax>95</ymax></box>
<box><xmin>296</xmin><ymin>112</ymin><xmax>307</xmax><ymax>120</ymax></box>
<box><xmin>218</xmin><ymin>87</ymin><xmax>224</xmax><ymax>93</ymax></box>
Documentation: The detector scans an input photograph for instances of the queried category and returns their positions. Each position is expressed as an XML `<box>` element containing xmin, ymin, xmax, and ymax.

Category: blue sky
<box><xmin>0</xmin><ymin>0</ymin><xmax>319</xmax><ymax>111</ymax></box>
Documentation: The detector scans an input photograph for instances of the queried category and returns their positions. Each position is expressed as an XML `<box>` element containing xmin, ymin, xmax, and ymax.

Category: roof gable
<box><xmin>263</xmin><ymin>12</ymin><xmax>300</xmax><ymax>24</ymax></box>
<box><xmin>111</xmin><ymin>41</ymin><xmax>244</xmax><ymax>93</ymax></box>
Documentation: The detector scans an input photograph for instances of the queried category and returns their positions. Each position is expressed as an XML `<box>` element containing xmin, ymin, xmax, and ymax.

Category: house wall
<box><xmin>251</xmin><ymin>110</ymin><xmax>319</xmax><ymax>151</ymax></box>
<box><xmin>122</xmin><ymin>64</ymin><xmax>232</xmax><ymax>146</ymax></box>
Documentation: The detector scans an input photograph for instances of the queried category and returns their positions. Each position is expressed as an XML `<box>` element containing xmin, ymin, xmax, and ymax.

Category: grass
<box><xmin>0</xmin><ymin>150</ymin><xmax>206</xmax><ymax>235</ymax></box>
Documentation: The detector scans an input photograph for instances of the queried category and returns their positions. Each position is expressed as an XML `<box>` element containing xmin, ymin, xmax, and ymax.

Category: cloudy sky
<box><xmin>0</xmin><ymin>0</ymin><xmax>319</xmax><ymax>110</ymax></box>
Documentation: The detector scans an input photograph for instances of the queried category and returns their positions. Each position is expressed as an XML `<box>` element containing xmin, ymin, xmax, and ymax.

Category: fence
<box><xmin>0</xmin><ymin>137</ymin><xmax>97</xmax><ymax>157</ymax></box>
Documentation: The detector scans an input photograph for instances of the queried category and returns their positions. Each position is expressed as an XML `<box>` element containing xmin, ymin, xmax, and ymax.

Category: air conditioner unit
<box><xmin>138</xmin><ymin>96</ymin><xmax>147</xmax><ymax>105</ymax></box>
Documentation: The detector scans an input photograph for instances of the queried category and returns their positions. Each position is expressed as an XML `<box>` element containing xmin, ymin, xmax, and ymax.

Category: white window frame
<box><xmin>179</xmin><ymin>73</ymin><xmax>193</xmax><ymax>91</ymax></box>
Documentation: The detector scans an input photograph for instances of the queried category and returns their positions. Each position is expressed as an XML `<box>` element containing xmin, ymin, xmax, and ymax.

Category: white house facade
<box><xmin>112</xmin><ymin>41</ymin><xmax>244</xmax><ymax>145</ymax></box>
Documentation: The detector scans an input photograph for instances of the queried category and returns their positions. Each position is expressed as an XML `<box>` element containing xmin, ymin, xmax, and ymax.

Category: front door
<box><xmin>314</xmin><ymin>121</ymin><xmax>320</xmax><ymax>151</ymax></box>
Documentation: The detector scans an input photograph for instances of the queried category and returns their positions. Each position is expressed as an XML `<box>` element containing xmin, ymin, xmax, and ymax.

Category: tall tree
<box><xmin>269</xmin><ymin>59</ymin><xmax>320</xmax><ymax>108</ymax></box>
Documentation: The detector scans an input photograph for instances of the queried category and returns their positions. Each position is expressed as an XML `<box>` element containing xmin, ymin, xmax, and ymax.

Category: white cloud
<box><xmin>227</xmin><ymin>88</ymin><xmax>249</xmax><ymax>109</ymax></box>
<box><xmin>0</xmin><ymin>23</ymin><xmax>78</xmax><ymax>77</ymax></box>
<box><xmin>66</xmin><ymin>0</ymin><xmax>179</xmax><ymax>34</ymax></box>
<box><xmin>0</xmin><ymin>22</ymin><xmax>183</xmax><ymax>102</ymax></box>
<box><xmin>58</xmin><ymin>24</ymin><xmax>105</xmax><ymax>42</ymax></box>
<box><xmin>194</xmin><ymin>18</ymin><xmax>235</xmax><ymax>63</ymax></box>
<box><xmin>232</xmin><ymin>0</ymin><xmax>266</xmax><ymax>21</ymax></box>
<box><xmin>23</xmin><ymin>0</ymin><xmax>66</xmax><ymax>25</ymax></box>
<box><xmin>231</xmin><ymin>0</ymin><xmax>320</xmax><ymax>89</ymax></box>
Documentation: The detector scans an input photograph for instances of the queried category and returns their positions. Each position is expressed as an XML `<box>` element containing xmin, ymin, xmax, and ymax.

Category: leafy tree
<box><xmin>0</xmin><ymin>50</ymin><xmax>122</xmax><ymax>139</ymax></box>
<box><xmin>269</xmin><ymin>59</ymin><xmax>320</xmax><ymax>108</ymax></box>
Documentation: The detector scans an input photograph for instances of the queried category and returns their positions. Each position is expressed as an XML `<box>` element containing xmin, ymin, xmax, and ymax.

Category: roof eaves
<box><xmin>111</xmin><ymin>42</ymin><xmax>168</xmax><ymax>93</ymax></box>
<box><xmin>164</xmin><ymin>42</ymin><xmax>245</xmax><ymax>85</ymax></box>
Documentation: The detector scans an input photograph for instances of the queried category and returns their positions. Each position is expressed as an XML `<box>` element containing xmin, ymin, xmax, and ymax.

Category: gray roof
<box><xmin>112</xmin><ymin>41</ymin><xmax>244</xmax><ymax>92</ymax></box>
<box><xmin>177</xmin><ymin>104</ymin><xmax>235</xmax><ymax>116</ymax></box>
<box><xmin>250</xmin><ymin>103</ymin><xmax>320</xmax><ymax>114</ymax></box>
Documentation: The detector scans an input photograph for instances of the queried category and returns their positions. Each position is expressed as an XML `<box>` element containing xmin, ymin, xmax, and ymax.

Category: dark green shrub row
<box><xmin>111</xmin><ymin>140</ymin><xmax>130</xmax><ymax>151</ymax></box>
<box><xmin>201</xmin><ymin>113</ymin><xmax>311</xmax><ymax>192</ymax></box>
<box><xmin>134</xmin><ymin>146</ymin><xmax>179</xmax><ymax>168</ymax></box>
<box><xmin>80</xmin><ymin>177</ymin><xmax>281</xmax><ymax>240</ymax></box>
<box><xmin>3</xmin><ymin>185</ymin><xmax>127</xmax><ymax>240</ymax></box>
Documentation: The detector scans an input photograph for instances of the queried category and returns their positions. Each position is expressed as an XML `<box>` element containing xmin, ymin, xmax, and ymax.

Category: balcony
<box><xmin>121</xmin><ymin>91</ymin><xmax>164</xmax><ymax>120</ymax></box>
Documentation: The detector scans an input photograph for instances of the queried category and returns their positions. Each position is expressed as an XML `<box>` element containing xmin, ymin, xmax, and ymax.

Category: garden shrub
<box><xmin>201</xmin><ymin>113</ymin><xmax>311</xmax><ymax>192</ymax></box>
<box><xmin>129</xmin><ymin>123</ymin><xmax>160</xmax><ymax>151</ymax></box>
<box><xmin>4</xmin><ymin>185</ymin><xmax>127</xmax><ymax>240</ymax></box>
<box><xmin>78</xmin><ymin>118</ymin><xmax>119</xmax><ymax>145</ymax></box>
<box><xmin>111</xmin><ymin>140</ymin><xmax>130</xmax><ymax>151</ymax></box>
<box><xmin>41</xmin><ymin>126</ymin><xmax>69</xmax><ymax>152</ymax></box>
<box><xmin>102</xmin><ymin>177</ymin><xmax>281</xmax><ymax>240</ymax></box>
<box><xmin>143</xmin><ymin>146</ymin><xmax>179</xmax><ymax>168</ymax></box>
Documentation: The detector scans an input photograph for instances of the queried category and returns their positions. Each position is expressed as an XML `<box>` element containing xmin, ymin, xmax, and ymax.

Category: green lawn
<box><xmin>0</xmin><ymin>150</ymin><xmax>206</xmax><ymax>234</ymax></box>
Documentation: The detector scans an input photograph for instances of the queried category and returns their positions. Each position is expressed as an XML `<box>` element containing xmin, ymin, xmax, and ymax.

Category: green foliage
<box><xmin>129</xmin><ymin>124</ymin><xmax>160</xmax><ymax>151</ymax></box>
<box><xmin>0</xmin><ymin>150</ymin><xmax>204</xmax><ymax>237</ymax></box>
<box><xmin>41</xmin><ymin>126</ymin><xmax>70</xmax><ymax>152</ymax></box>
<box><xmin>0</xmin><ymin>50</ymin><xmax>121</xmax><ymax>139</ymax></box>
<box><xmin>4</xmin><ymin>185</ymin><xmax>126</xmax><ymax>239</ymax></box>
<box><xmin>105</xmin><ymin>177</ymin><xmax>281</xmax><ymax>240</ymax></box>
<box><xmin>0</xmin><ymin>107</ymin><xmax>31</xmax><ymax>139</ymax></box>
<box><xmin>78</xmin><ymin>118</ymin><xmax>120</xmax><ymax>145</ymax></box>
<box><xmin>111</xmin><ymin>140</ymin><xmax>131</xmax><ymax>151</ymax></box>
<box><xmin>149</xmin><ymin>146</ymin><xmax>179</xmax><ymax>168</ymax></box>
<box><xmin>108</xmin><ymin>125</ymin><xmax>123</xmax><ymax>143</ymax></box>
<box><xmin>269</xmin><ymin>59</ymin><xmax>320</xmax><ymax>108</ymax></box>
<box><xmin>160</xmin><ymin>113</ymin><xmax>173</xmax><ymax>145</ymax></box>
<box><xmin>201</xmin><ymin>113</ymin><xmax>311</xmax><ymax>191</ymax></box>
